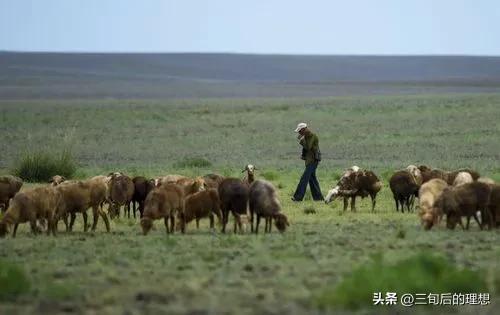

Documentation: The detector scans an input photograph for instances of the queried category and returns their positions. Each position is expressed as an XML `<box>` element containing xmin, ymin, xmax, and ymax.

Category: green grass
<box><xmin>12</xmin><ymin>149</ymin><xmax>77</xmax><ymax>182</ymax></box>
<box><xmin>0</xmin><ymin>94</ymin><xmax>499</xmax><ymax>314</ymax></box>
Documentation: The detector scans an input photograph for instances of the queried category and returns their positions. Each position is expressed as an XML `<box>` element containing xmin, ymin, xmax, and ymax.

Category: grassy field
<box><xmin>1</xmin><ymin>94</ymin><xmax>500</xmax><ymax>314</ymax></box>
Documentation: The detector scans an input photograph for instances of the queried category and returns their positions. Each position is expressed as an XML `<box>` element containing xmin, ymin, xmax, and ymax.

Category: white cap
<box><xmin>294</xmin><ymin>122</ymin><xmax>307</xmax><ymax>132</ymax></box>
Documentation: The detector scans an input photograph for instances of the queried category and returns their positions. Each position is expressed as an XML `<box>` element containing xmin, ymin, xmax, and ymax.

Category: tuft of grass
<box><xmin>314</xmin><ymin>252</ymin><xmax>487</xmax><ymax>310</ymax></box>
<box><xmin>261</xmin><ymin>170</ymin><xmax>279</xmax><ymax>181</ymax></box>
<box><xmin>174</xmin><ymin>157</ymin><xmax>212</xmax><ymax>169</ymax></box>
<box><xmin>12</xmin><ymin>149</ymin><xmax>76</xmax><ymax>182</ymax></box>
<box><xmin>0</xmin><ymin>260</ymin><xmax>31</xmax><ymax>300</ymax></box>
<box><xmin>303</xmin><ymin>206</ymin><xmax>317</xmax><ymax>214</ymax></box>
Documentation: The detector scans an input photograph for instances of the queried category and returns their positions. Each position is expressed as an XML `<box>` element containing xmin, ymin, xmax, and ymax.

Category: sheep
<box><xmin>131</xmin><ymin>176</ymin><xmax>155</xmax><ymax>218</ymax></box>
<box><xmin>108</xmin><ymin>174</ymin><xmax>135</xmax><ymax>219</ymax></box>
<box><xmin>181</xmin><ymin>189</ymin><xmax>222</xmax><ymax>231</ymax></box>
<box><xmin>434</xmin><ymin>182</ymin><xmax>493</xmax><ymax>230</ymax></box>
<box><xmin>420</xmin><ymin>167</ymin><xmax>480</xmax><ymax>185</ymax></box>
<box><xmin>140</xmin><ymin>184</ymin><xmax>184</xmax><ymax>235</ymax></box>
<box><xmin>452</xmin><ymin>172</ymin><xmax>473</xmax><ymax>187</ymax></box>
<box><xmin>325</xmin><ymin>168</ymin><xmax>382</xmax><ymax>212</ymax></box>
<box><xmin>218</xmin><ymin>178</ymin><xmax>250</xmax><ymax>233</ymax></box>
<box><xmin>203</xmin><ymin>173</ymin><xmax>225</xmax><ymax>189</ymax></box>
<box><xmin>154</xmin><ymin>174</ymin><xmax>188</xmax><ymax>187</ymax></box>
<box><xmin>488</xmin><ymin>184</ymin><xmax>500</xmax><ymax>228</ymax></box>
<box><xmin>249</xmin><ymin>180</ymin><xmax>289</xmax><ymax>233</ymax></box>
<box><xmin>176</xmin><ymin>177</ymin><xmax>207</xmax><ymax>196</ymax></box>
<box><xmin>242</xmin><ymin>164</ymin><xmax>257</xmax><ymax>185</ymax></box>
<box><xmin>0</xmin><ymin>186</ymin><xmax>62</xmax><ymax>237</ymax></box>
<box><xmin>54</xmin><ymin>178</ymin><xmax>111</xmax><ymax>232</ymax></box>
<box><xmin>49</xmin><ymin>175</ymin><xmax>66</xmax><ymax>186</ymax></box>
<box><xmin>418</xmin><ymin>178</ymin><xmax>448</xmax><ymax>230</ymax></box>
<box><xmin>389</xmin><ymin>170</ymin><xmax>420</xmax><ymax>213</ymax></box>
<box><xmin>0</xmin><ymin>175</ymin><xmax>23</xmax><ymax>213</ymax></box>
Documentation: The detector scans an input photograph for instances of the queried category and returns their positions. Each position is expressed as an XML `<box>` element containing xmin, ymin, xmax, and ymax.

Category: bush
<box><xmin>174</xmin><ymin>157</ymin><xmax>212</xmax><ymax>169</ymax></box>
<box><xmin>314</xmin><ymin>252</ymin><xmax>487</xmax><ymax>310</ymax></box>
<box><xmin>0</xmin><ymin>260</ymin><xmax>31</xmax><ymax>300</ymax></box>
<box><xmin>12</xmin><ymin>149</ymin><xmax>77</xmax><ymax>182</ymax></box>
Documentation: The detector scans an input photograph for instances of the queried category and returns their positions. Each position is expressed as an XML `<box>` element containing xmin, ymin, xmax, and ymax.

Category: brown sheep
<box><xmin>218</xmin><ymin>178</ymin><xmax>250</xmax><ymax>233</ymax></box>
<box><xmin>176</xmin><ymin>177</ymin><xmax>207</xmax><ymax>196</ymax></box>
<box><xmin>434</xmin><ymin>182</ymin><xmax>493</xmax><ymax>230</ymax></box>
<box><xmin>389</xmin><ymin>170</ymin><xmax>420</xmax><ymax>213</ymax></box>
<box><xmin>242</xmin><ymin>164</ymin><xmax>257</xmax><ymax>185</ymax></box>
<box><xmin>0</xmin><ymin>186</ymin><xmax>62</xmax><ymax>237</ymax></box>
<box><xmin>55</xmin><ymin>178</ymin><xmax>111</xmax><ymax>232</ymax></box>
<box><xmin>203</xmin><ymin>173</ymin><xmax>225</xmax><ymax>189</ymax></box>
<box><xmin>0</xmin><ymin>175</ymin><xmax>23</xmax><ymax>213</ymax></box>
<box><xmin>140</xmin><ymin>184</ymin><xmax>184</xmax><ymax>235</ymax></box>
<box><xmin>325</xmin><ymin>169</ymin><xmax>382</xmax><ymax>212</ymax></box>
<box><xmin>108</xmin><ymin>174</ymin><xmax>134</xmax><ymax>219</ymax></box>
<box><xmin>181</xmin><ymin>189</ymin><xmax>222</xmax><ymax>231</ymax></box>
<box><xmin>154</xmin><ymin>174</ymin><xmax>188</xmax><ymax>187</ymax></box>
<box><xmin>452</xmin><ymin>172</ymin><xmax>473</xmax><ymax>187</ymax></box>
<box><xmin>420</xmin><ymin>167</ymin><xmax>480</xmax><ymax>185</ymax></box>
<box><xmin>132</xmin><ymin>176</ymin><xmax>155</xmax><ymax>218</ymax></box>
<box><xmin>249</xmin><ymin>180</ymin><xmax>289</xmax><ymax>233</ymax></box>
<box><xmin>418</xmin><ymin>178</ymin><xmax>448</xmax><ymax>230</ymax></box>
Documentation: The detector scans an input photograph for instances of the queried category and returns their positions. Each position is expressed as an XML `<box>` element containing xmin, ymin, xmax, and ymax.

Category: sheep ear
<box><xmin>61</xmin><ymin>176</ymin><xmax>66</xmax><ymax>181</ymax></box>
<box><xmin>49</xmin><ymin>178</ymin><xmax>54</xmax><ymax>183</ymax></box>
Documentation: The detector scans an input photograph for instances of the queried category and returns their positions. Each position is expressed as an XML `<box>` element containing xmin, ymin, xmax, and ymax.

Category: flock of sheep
<box><xmin>0</xmin><ymin>164</ymin><xmax>288</xmax><ymax>237</ymax></box>
<box><xmin>1</xmin><ymin>163</ymin><xmax>499</xmax><ymax>238</ymax></box>
<box><xmin>324</xmin><ymin>164</ymin><xmax>499</xmax><ymax>230</ymax></box>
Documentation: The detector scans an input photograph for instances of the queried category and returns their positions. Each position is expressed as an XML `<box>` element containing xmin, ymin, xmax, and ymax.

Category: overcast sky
<box><xmin>1</xmin><ymin>0</ymin><xmax>499</xmax><ymax>55</ymax></box>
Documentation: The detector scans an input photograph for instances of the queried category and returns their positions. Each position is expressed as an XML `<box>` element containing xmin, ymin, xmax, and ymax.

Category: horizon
<box><xmin>2</xmin><ymin>51</ymin><xmax>500</xmax><ymax>58</ymax></box>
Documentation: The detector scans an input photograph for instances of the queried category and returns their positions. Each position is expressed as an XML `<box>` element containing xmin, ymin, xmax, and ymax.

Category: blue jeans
<box><xmin>293</xmin><ymin>162</ymin><xmax>323</xmax><ymax>201</ymax></box>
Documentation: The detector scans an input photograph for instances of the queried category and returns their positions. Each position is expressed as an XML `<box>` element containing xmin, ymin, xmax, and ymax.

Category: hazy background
<box><xmin>1</xmin><ymin>0</ymin><xmax>499</xmax><ymax>55</ymax></box>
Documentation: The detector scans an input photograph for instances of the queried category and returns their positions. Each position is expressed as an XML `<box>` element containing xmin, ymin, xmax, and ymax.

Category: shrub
<box><xmin>12</xmin><ymin>149</ymin><xmax>76</xmax><ymax>182</ymax></box>
<box><xmin>0</xmin><ymin>260</ymin><xmax>31</xmax><ymax>300</ymax></box>
<box><xmin>314</xmin><ymin>252</ymin><xmax>487</xmax><ymax>310</ymax></box>
<box><xmin>174</xmin><ymin>157</ymin><xmax>212</xmax><ymax>169</ymax></box>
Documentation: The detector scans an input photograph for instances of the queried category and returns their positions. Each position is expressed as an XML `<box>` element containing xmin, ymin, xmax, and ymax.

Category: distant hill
<box><xmin>1</xmin><ymin>52</ymin><xmax>500</xmax><ymax>99</ymax></box>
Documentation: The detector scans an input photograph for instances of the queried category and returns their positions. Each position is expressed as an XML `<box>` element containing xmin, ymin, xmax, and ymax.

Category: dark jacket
<box><xmin>300</xmin><ymin>130</ymin><xmax>321</xmax><ymax>165</ymax></box>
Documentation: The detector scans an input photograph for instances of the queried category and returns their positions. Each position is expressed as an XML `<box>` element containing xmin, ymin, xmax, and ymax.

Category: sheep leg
<box><xmin>69</xmin><ymin>213</ymin><xmax>76</xmax><ymax>231</ymax></box>
<box><xmin>221</xmin><ymin>209</ymin><xmax>228</xmax><ymax>233</ymax></box>
<box><xmin>250</xmin><ymin>210</ymin><xmax>254</xmax><ymax>233</ymax></box>
<box><xmin>209</xmin><ymin>214</ymin><xmax>214</xmax><ymax>229</ymax></box>
<box><xmin>394</xmin><ymin>197</ymin><xmax>399</xmax><ymax>212</ymax></box>
<box><xmin>482</xmin><ymin>209</ymin><xmax>494</xmax><ymax>230</ymax></box>
<box><xmin>267</xmin><ymin>218</ymin><xmax>272</xmax><ymax>233</ymax></box>
<box><xmin>99</xmin><ymin>209</ymin><xmax>110</xmax><ymax>232</ymax></box>
<box><xmin>343</xmin><ymin>198</ymin><xmax>348</xmax><ymax>211</ymax></box>
<box><xmin>472</xmin><ymin>213</ymin><xmax>482</xmax><ymax>230</ymax></box>
<box><xmin>196</xmin><ymin>218</ymin><xmax>200</xmax><ymax>229</ymax></box>
<box><xmin>91</xmin><ymin>206</ymin><xmax>100</xmax><ymax>231</ymax></box>
<box><xmin>255</xmin><ymin>214</ymin><xmax>261</xmax><ymax>234</ymax></box>
<box><xmin>62</xmin><ymin>213</ymin><xmax>69</xmax><ymax>232</ymax></box>
<box><xmin>371</xmin><ymin>194</ymin><xmax>376</xmax><ymax>212</ymax></box>
<box><xmin>466</xmin><ymin>216</ymin><xmax>471</xmax><ymax>230</ymax></box>
<box><xmin>133</xmin><ymin>201</ymin><xmax>136</xmax><ymax>218</ymax></box>
<box><xmin>351</xmin><ymin>196</ymin><xmax>356</xmax><ymax>212</ymax></box>
<box><xmin>82</xmin><ymin>212</ymin><xmax>88</xmax><ymax>232</ymax></box>
<box><xmin>13</xmin><ymin>224</ymin><xmax>19</xmax><ymax>237</ymax></box>
<box><xmin>171</xmin><ymin>214</ymin><xmax>176</xmax><ymax>233</ymax></box>
<box><xmin>139</xmin><ymin>202</ymin><xmax>144</xmax><ymax>218</ymax></box>
<box><xmin>164</xmin><ymin>216</ymin><xmax>170</xmax><ymax>234</ymax></box>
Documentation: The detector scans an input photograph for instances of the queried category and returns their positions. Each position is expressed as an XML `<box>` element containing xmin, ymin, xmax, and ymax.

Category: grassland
<box><xmin>1</xmin><ymin>94</ymin><xmax>500</xmax><ymax>314</ymax></box>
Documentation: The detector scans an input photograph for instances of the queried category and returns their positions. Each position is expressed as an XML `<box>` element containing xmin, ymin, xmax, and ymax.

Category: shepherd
<box><xmin>292</xmin><ymin>122</ymin><xmax>323</xmax><ymax>201</ymax></box>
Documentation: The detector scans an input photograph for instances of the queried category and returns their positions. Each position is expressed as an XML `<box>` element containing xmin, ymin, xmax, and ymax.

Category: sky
<box><xmin>1</xmin><ymin>0</ymin><xmax>499</xmax><ymax>55</ymax></box>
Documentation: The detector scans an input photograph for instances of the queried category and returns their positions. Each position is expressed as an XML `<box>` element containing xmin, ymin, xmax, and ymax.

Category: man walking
<box><xmin>292</xmin><ymin>123</ymin><xmax>323</xmax><ymax>201</ymax></box>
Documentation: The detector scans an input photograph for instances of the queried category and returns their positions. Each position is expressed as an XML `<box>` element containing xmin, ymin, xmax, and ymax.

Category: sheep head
<box><xmin>49</xmin><ymin>175</ymin><xmax>66</xmax><ymax>186</ymax></box>
<box><xmin>242</xmin><ymin>164</ymin><xmax>256</xmax><ymax>175</ymax></box>
<box><xmin>140</xmin><ymin>217</ymin><xmax>153</xmax><ymax>235</ymax></box>
<box><xmin>274</xmin><ymin>213</ymin><xmax>290</xmax><ymax>232</ymax></box>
